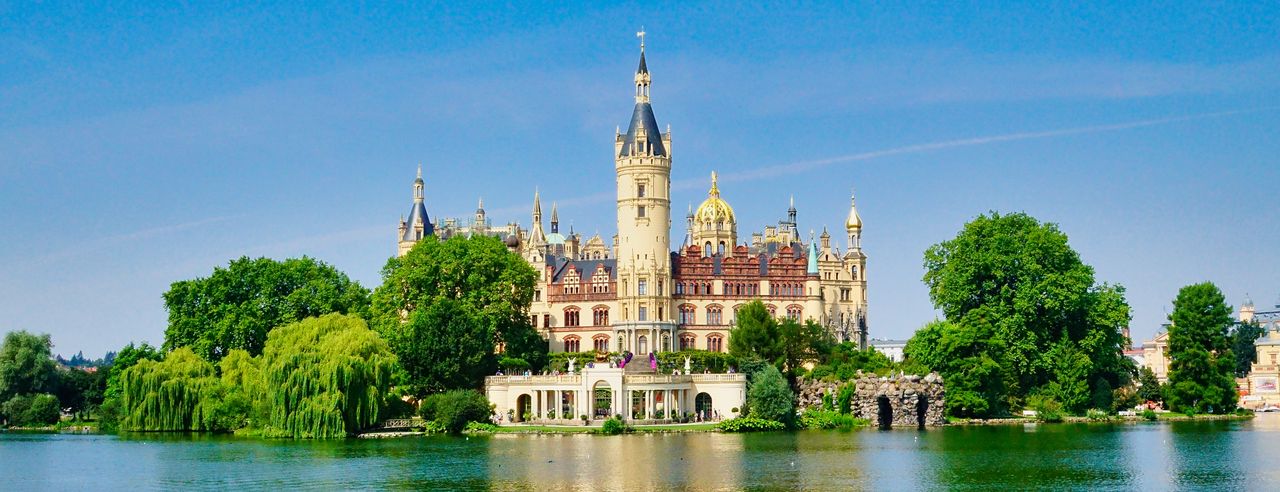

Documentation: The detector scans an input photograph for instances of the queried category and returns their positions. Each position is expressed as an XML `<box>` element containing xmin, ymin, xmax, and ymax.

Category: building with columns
<box><xmin>396</xmin><ymin>36</ymin><xmax>869</xmax><ymax>359</ymax></box>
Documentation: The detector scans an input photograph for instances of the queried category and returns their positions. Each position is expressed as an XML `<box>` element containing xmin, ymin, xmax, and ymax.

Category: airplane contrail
<box><xmin>490</xmin><ymin>106</ymin><xmax>1276</xmax><ymax>216</ymax></box>
<box><xmin>699</xmin><ymin>106</ymin><xmax>1277</xmax><ymax>188</ymax></box>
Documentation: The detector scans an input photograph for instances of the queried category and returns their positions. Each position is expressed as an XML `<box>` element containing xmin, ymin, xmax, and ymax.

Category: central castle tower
<box><xmin>613</xmin><ymin>32</ymin><xmax>675</xmax><ymax>354</ymax></box>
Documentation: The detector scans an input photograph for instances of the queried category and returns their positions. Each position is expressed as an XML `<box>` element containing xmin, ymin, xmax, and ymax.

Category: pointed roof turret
<box><xmin>532</xmin><ymin>188</ymin><xmax>542</xmax><ymax>222</ymax></box>
<box><xmin>846</xmin><ymin>189</ymin><xmax>863</xmax><ymax>230</ymax></box>
<box><xmin>619</xmin><ymin>30</ymin><xmax>666</xmax><ymax>157</ymax></box>
<box><xmin>807</xmin><ymin>230</ymin><xmax>819</xmax><ymax>274</ymax></box>
<box><xmin>402</xmin><ymin>167</ymin><xmax>433</xmax><ymax>240</ymax></box>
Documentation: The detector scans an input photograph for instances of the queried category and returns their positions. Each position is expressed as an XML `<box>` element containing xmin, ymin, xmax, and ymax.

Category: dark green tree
<box><xmin>1165</xmin><ymin>282</ymin><xmax>1237</xmax><ymax>414</ymax></box>
<box><xmin>1044</xmin><ymin>340</ymin><xmax>1092</xmax><ymax>414</ymax></box>
<box><xmin>905</xmin><ymin>318</ymin><xmax>1005</xmax><ymax>417</ymax></box>
<box><xmin>915</xmin><ymin>212</ymin><xmax>1131</xmax><ymax>416</ymax></box>
<box><xmin>163</xmin><ymin>256</ymin><xmax>371</xmax><ymax>361</ymax></box>
<box><xmin>1232</xmin><ymin>321</ymin><xmax>1264</xmax><ymax>378</ymax></box>
<box><xmin>746</xmin><ymin>365</ymin><xmax>794</xmax><ymax>426</ymax></box>
<box><xmin>1136</xmin><ymin>367</ymin><xmax>1163</xmax><ymax>405</ymax></box>
<box><xmin>370</xmin><ymin>235</ymin><xmax>546</xmax><ymax>393</ymax></box>
<box><xmin>728</xmin><ymin>301</ymin><xmax>782</xmax><ymax>366</ymax></box>
<box><xmin>393</xmin><ymin>299</ymin><xmax>494</xmax><ymax>393</ymax></box>
<box><xmin>0</xmin><ymin>331</ymin><xmax>57</xmax><ymax>400</ymax></box>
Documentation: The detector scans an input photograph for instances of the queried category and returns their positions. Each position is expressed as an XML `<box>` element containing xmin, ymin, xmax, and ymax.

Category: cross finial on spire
<box><xmin>637</xmin><ymin>27</ymin><xmax>646</xmax><ymax>50</ymax></box>
<box><xmin>417</xmin><ymin>164</ymin><xmax>422</xmax><ymax>179</ymax></box>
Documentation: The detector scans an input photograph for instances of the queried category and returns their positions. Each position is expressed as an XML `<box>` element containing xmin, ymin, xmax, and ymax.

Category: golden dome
<box><xmin>694</xmin><ymin>172</ymin><xmax>736</xmax><ymax>227</ymax></box>
<box><xmin>846</xmin><ymin>193</ymin><xmax>862</xmax><ymax>230</ymax></box>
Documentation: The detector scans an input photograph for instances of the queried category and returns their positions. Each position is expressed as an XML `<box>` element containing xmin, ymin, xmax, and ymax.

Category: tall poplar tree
<box><xmin>1165</xmin><ymin>282</ymin><xmax>1238</xmax><ymax>414</ymax></box>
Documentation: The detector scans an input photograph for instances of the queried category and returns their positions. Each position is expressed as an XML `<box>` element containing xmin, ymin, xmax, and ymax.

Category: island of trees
<box><xmin>1</xmin><ymin>211</ymin><xmax>1256</xmax><ymax>434</ymax></box>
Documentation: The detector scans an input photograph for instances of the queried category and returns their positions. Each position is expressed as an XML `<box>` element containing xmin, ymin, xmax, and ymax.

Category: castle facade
<box><xmin>397</xmin><ymin>38</ymin><xmax>869</xmax><ymax>356</ymax></box>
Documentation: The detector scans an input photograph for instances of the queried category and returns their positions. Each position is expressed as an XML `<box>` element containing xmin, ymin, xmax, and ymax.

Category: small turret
<box><xmin>846</xmin><ymin>189</ymin><xmax>863</xmax><ymax>252</ymax></box>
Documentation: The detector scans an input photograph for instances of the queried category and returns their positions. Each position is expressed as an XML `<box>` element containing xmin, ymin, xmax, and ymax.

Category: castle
<box><xmin>396</xmin><ymin>36</ymin><xmax>869</xmax><ymax>356</ymax></box>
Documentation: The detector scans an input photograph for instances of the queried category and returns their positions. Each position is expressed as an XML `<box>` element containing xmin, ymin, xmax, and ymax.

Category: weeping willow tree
<box><xmin>260</xmin><ymin>313</ymin><xmax>397</xmax><ymax>438</ymax></box>
<box><xmin>119</xmin><ymin>347</ymin><xmax>224</xmax><ymax>431</ymax></box>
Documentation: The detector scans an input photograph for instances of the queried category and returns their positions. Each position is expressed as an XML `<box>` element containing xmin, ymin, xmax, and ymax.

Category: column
<box><xmin>554</xmin><ymin>390</ymin><xmax>561</xmax><ymax>420</ymax></box>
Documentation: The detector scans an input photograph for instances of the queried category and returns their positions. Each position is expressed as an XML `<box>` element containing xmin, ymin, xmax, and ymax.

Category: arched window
<box><xmin>592</xmin><ymin>334</ymin><xmax>610</xmax><ymax>353</ymax></box>
<box><xmin>563</xmin><ymin>336</ymin><xmax>581</xmax><ymax>353</ymax></box>
<box><xmin>680</xmin><ymin>333</ymin><xmax>697</xmax><ymax>350</ymax></box>
<box><xmin>679</xmin><ymin>304</ymin><xmax>696</xmax><ymax>325</ymax></box>
<box><xmin>704</xmin><ymin>242</ymin><xmax>712</xmax><ymax>258</ymax></box>
<box><xmin>707</xmin><ymin>334</ymin><xmax>724</xmax><ymax>353</ymax></box>
<box><xmin>593</xmin><ymin>306</ymin><xmax>610</xmax><ymax>326</ymax></box>
<box><xmin>707</xmin><ymin>305</ymin><xmax>723</xmax><ymax>325</ymax></box>
<box><xmin>766</xmin><ymin>304</ymin><xmax>777</xmax><ymax>317</ymax></box>
<box><xmin>564</xmin><ymin>307</ymin><xmax>581</xmax><ymax>327</ymax></box>
<box><xmin>786</xmin><ymin>305</ymin><xmax>802</xmax><ymax>321</ymax></box>
<box><xmin>851</xmin><ymin>266</ymin><xmax>858</xmax><ymax>280</ymax></box>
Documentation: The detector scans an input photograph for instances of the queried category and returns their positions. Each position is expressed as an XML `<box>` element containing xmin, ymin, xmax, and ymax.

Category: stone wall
<box><xmin>797</xmin><ymin>372</ymin><xmax>946</xmax><ymax>427</ymax></box>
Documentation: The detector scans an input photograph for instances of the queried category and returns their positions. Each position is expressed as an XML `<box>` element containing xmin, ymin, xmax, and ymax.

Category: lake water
<box><xmin>5</xmin><ymin>415</ymin><xmax>1280</xmax><ymax>491</ymax></box>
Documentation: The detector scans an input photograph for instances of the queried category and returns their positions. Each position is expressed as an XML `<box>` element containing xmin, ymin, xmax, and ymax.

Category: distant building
<box><xmin>1242</xmin><ymin>294</ymin><xmax>1280</xmax><ymax>408</ymax></box>
<box><xmin>1141</xmin><ymin>327</ymin><xmax>1172</xmax><ymax>383</ymax></box>
<box><xmin>870</xmin><ymin>339</ymin><xmax>909</xmax><ymax>363</ymax></box>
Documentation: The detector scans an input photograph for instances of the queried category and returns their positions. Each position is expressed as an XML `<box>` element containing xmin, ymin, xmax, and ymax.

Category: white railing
<box><xmin>691</xmin><ymin>373</ymin><xmax>747</xmax><ymax>383</ymax></box>
<box><xmin>624</xmin><ymin>374</ymin><xmax>693</xmax><ymax>384</ymax></box>
<box><xmin>485</xmin><ymin>374</ymin><xmax>582</xmax><ymax>385</ymax></box>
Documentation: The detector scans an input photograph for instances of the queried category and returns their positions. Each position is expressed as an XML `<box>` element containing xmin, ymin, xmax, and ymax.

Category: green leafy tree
<box><xmin>914</xmin><ymin>212</ymin><xmax>1131</xmax><ymax>417</ymax></box>
<box><xmin>163</xmin><ymin>256</ymin><xmax>371</xmax><ymax>361</ymax></box>
<box><xmin>1044</xmin><ymin>340</ymin><xmax>1092</xmax><ymax>414</ymax></box>
<box><xmin>1165</xmin><ymin>282</ymin><xmax>1238</xmax><ymax>414</ymax></box>
<box><xmin>260</xmin><ymin>314</ymin><xmax>398</xmax><ymax>438</ymax></box>
<box><xmin>50</xmin><ymin>366</ymin><xmax>102</xmax><ymax>416</ymax></box>
<box><xmin>0</xmin><ymin>331</ymin><xmax>57</xmax><ymax>400</ymax></box>
<box><xmin>418</xmin><ymin>389</ymin><xmax>493</xmax><ymax>434</ymax></box>
<box><xmin>729</xmin><ymin>301</ymin><xmax>782</xmax><ymax>365</ymax></box>
<box><xmin>2</xmin><ymin>393</ymin><xmax>61</xmax><ymax>426</ymax></box>
<box><xmin>1232</xmin><ymin>322</ymin><xmax>1264</xmax><ymax>378</ymax></box>
<box><xmin>1136</xmin><ymin>367</ymin><xmax>1163</xmax><ymax>405</ymax></box>
<box><xmin>99</xmin><ymin>342</ymin><xmax>163</xmax><ymax>429</ymax></box>
<box><xmin>119</xmin><ymin>347</ymin><xmax>225</xmax><ymax>432</ymax></box>
<box><xmin>746</xmin><ymin>365</ymin><xmax>794</xmax><ymax>426</ymax></box>
<box><xmin>370</xmin><ymin>235</ymin><xmax>546</xmax><ymax>393</ymax></box>
<box><xmin>905</xmin><ymin>318</ymin><xmax>1005</xmax><ymax>417</ymax></box>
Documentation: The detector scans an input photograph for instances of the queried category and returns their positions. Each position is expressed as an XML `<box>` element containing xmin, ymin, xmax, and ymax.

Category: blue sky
<box><xmin>2</xmin><ymin>1</ymin><xmax>1278</xmax><ymax>357</ymax></box>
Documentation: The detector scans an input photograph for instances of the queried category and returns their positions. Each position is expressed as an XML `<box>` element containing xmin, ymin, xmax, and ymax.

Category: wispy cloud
<box><xmin>710</xmin><ymin>107</ymin><xmax>1280</xmax><ymax>184</ymax></box>
<box><xmin>21</xmin><ymin>214</ymin><xmax>242</xmax><ymax>267</ymax></box>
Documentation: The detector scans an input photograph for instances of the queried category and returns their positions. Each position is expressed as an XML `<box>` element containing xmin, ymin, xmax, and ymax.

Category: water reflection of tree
<box><xmin>1166</xmin><ymin>420</ymin><xmax>1245</xmax><ymax>489</ymax></box>
<box><xmin>926</xmin><ymin>424</ymin><xmax>1132</xmax><ymax>489</ymax></box>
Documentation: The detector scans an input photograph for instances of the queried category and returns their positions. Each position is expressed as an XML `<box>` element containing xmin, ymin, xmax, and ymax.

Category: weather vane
<box><xmin>637</xmin><ymin>27</ymin><xmax>646</xmax><ymax>49</ymax></box>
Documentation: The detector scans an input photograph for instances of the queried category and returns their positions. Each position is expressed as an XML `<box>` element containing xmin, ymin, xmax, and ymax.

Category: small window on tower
<box><xmin>638</xmin><ymin>184</ymin><xmax>646</xmax><ymax>198</ymax></box>
<box><xmin>638</xmin><ymin>206</ymin><xmax>646</xmax><ymax>218</ymax></box>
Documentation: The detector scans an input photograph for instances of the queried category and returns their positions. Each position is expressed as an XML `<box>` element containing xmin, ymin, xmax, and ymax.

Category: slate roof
<box><xmin>619</xmin><ymin>102</ymin><xmax>666</xmax><ymax>157</ymax></box>
<box><xmin>402</xmin><ymin>201</ymin><xmax>433</xmax><ymax>240</ymax></box>
<box><xmin>548</xmin><ymin>255</ymin><xmax>617</xmax><ymax>283</ymax></box>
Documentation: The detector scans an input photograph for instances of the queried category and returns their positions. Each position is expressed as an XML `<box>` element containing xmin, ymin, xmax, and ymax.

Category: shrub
<box><xmin>799</xmin><ymin>410</ymin><xmax>867</xmax><ymax>430</ymax></box>
<box><xmin>600</xmin><ymin>417</ymin><xmax>628</xmax><ymax>435</ymax></box>
<box><xmin>821</xmin><ymin>392</ymin><xmax>834</xmax><ymax>411</ymax></box>
<box><xmin>1085</xmin><ymin>409</ymin><xmax>1111</xmax><ymax>422</ymax></box>
<box><xmin>1028</xmin><ymin>395</ymin><xmax>1064</xmax><ymax>423</ymax></box>
<box><xmin>1141</xmin><ymin>409</ymin><xmax>1158</xmax><ymax>421</ymax></box>
<box><xmin>464</xmin><ymin>421</ymin><xmax>498</xmax><ymax>433</ymax></box>
<box><xmin>837</xmin><ymin>384</ymin><xmax>855</xmax><ymax>414</ymax></box>
<box><xmin>2</xmin><ymin>394</ymin><xmax>61</xmax><ymax>427</ymax></box>
<box><xmin>419</xmin><ymin>389</ymin><xmax>493</xmax><ymax>434</ymax></box>
<box><xmin>809</xmin><ymin>365</ymin><xmax>834</xmax><ymax>381</ymax></box>
<box><xmin>717</xmin><ymin>417</ymin><xmax>785</xmax><ymax>432</ymax></box>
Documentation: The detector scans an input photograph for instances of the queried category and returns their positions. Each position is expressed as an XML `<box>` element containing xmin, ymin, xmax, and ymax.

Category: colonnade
<box><xmin>519</xmin><ymin>388</ymin><xmax>698</xmax><ymax>422</ymax></box>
